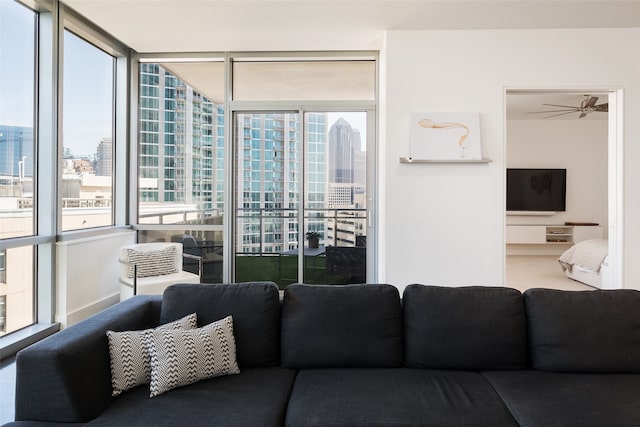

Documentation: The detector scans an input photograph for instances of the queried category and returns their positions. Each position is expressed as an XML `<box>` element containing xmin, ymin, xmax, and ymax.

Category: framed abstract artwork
<box><xmin>409</xmin><ymin>112</ymin><xmax>482</xmax><ymax>160</ymax></box>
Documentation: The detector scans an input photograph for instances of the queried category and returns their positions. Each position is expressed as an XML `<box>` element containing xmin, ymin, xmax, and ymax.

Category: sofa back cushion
<box><xmin>525</xmin><ymin>288</ymin><xmax>640</xmax><ymax>373</ymax></box>
<box><xmin>281</xmin><ymin>284</ymin><xmax>403</xmax><ymax>368</ymax></box>
<box><xmin>160</xmin><ymin>282</ymin><xmax>280</xmax><ymax>367</ymax></box>
<box><xmin>403</xmin><ymin>284</ymin><xmax>528</xmax><ymax>370</ymax></box>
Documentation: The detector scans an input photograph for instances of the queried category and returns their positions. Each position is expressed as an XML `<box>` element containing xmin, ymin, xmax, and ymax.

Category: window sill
<box><xmin>0</xmin><ymin>323</ymin><xmax>60</xmax><ymax>360</ymax></box>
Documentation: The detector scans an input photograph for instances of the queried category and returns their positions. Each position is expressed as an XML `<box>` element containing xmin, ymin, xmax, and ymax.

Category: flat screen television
<box><xmin>506</xmin><ymin>168</ymin><xmax>567</xmax><ymax>212</ymax></box>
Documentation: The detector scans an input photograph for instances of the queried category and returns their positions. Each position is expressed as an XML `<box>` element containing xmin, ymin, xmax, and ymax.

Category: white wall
<box><xmin>56</xmin><ymin>231</ymin><xmax>135</xmax><ymax>327</ymax></box>
<box><xmin>383</xmin><ymin>28</ymin><xmax>640</xmax><ymax>293</ymax></box>
<box><xmin>506</xmin><ymin>119</ymin><xmax>608</xmax><ymax>230</ymax></box>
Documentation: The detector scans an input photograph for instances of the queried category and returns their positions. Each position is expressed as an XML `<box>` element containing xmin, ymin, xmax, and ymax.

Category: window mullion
<box><xmin>297</xmin><ymin>108</ymin><xmax>305</xmax><ymax>282</ymax></box>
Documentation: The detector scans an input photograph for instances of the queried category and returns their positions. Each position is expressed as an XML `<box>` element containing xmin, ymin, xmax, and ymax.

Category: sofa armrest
<box><xmin>15</xmin><ymin>295</ymin><xmax>162</xmax><ymax>423</ymax></box>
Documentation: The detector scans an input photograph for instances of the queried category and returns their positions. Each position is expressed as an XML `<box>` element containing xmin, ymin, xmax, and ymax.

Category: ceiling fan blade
<box><xmin>584</xmin><ymin>96</ymin><xmax>598</xmax><ymax>108</ymax></box>
<box><xmin>527</xmin><ymin>108</ymin><xmax>578</xmax><ymax>114</ymax></box>
<box><xmin>579</xmin><ymin>111</ymin><xmax>588</xmax><ymax>118</ymax></box>
<box><xmin>543</xmin><ymin>103</ymin><xmax>580</xmax><ymax>109</ymax></box>
<box><xmin>541</xmin><ymin>111</ymin><xmax>580</xmax><ymax>119</ymax></box>
<box><xmin>595</xmin><ymin>103</ymin><xmax>608</xmax><ymax>112</ymax></box>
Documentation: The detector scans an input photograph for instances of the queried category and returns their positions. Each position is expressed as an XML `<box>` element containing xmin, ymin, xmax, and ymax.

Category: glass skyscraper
<box><xmin>138</xmin><ymin>65</ymin><xmax>330</xmax><ymax>253</ymax></box>
<box><xmin>0</xmin><ymin>125</ymin><xmax>33</xmax><ymax>178</ymax></box>
<box><xmin>138</xmin><ymin>64</ymin><xmax>224</xmax><ymax>214</ymax></box>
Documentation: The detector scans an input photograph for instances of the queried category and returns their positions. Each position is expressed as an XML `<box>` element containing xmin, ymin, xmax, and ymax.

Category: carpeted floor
<box><xmin>506</xmin><ymin>255</ymin><xmax>596</xmax><ymax>292</ymax></box>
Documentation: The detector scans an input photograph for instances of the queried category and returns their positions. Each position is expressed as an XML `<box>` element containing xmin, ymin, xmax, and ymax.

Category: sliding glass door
<box><xmin>233</xmin><ymin>111</ymin><xmax>368</xmax><ymax>288</ymax></box>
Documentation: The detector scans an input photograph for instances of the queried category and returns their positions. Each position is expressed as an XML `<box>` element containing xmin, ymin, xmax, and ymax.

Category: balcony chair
<box><xmin>118</xmin><ymin>242</ymin><xmax>201</xmax><ymax>301</ymax></box>
<box><xmin>325</xmin><ymin>246</ymin><xmax>366</xmax><ymax>284</ymax></box>
<box><xmin>175</xmin><ymin>234</ymin><xmax>223</xmax><ymax>283</ymax></box>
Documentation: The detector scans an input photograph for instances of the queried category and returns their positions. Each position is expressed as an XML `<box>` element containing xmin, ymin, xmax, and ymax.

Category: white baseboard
<box><xmin>55</xmin><ymin>293</ymin><xmax>121</xmax><ymax>329</ymax></box>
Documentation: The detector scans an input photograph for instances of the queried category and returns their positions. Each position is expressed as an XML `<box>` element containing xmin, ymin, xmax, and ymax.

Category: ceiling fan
<box><xmin>528</xmin><ymin>95</ymin><xmax>608</xmax><ymax>119</ymax></box>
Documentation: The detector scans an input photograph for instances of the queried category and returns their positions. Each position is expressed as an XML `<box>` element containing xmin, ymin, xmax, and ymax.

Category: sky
<box><xmin>1</xmin><ymin>1</ymin><xmax>113</xmax><ymax>158</ymax></box>
<box><xmin>0</xmin><ymin>0</ymin><xmax>35</xmax><ymax>128</ymax></box>
<box><xmin>62</xmin><ymin>30</ymin><xmax>114</xmax><ymax>157</ymax></box>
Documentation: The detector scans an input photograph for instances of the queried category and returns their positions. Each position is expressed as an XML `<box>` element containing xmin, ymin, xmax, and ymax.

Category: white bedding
<box><xmin>558</xmin><ymin>239</ymin><xmax>610</xmax><ymax>288</ymax></box>
<box><xmin>558</xmin><ymin>239</ymin><xmax>608</xmax><ymax>273</ymax></box>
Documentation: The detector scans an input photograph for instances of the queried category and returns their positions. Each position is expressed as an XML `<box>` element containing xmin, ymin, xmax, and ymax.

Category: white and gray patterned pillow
<box><xmin>148</xmin><ymin>315</ymin><xmax>240</xmax><ymax>397</ymax></box>
<box><xmin>125</xmin><ymin>246</ymin><xmax>178</xmax><ymax>278</ymax></box>
<box><xmin>107</xmin><ymin>313</ymin><xmax>197</xmax><ymax>396</ymax></box>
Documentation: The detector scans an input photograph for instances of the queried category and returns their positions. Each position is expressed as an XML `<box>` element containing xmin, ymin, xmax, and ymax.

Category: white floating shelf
<box><xmin>399</xmin><ymin>157</ymin><xmax>492</xmax><ymax>164</ymax></box>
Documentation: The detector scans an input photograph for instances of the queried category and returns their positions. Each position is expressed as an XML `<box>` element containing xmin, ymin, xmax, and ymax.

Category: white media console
<box><xmin>506</xmin><ymin>225</ymin><xmax>604</xmax><ymax>255</ymax></box>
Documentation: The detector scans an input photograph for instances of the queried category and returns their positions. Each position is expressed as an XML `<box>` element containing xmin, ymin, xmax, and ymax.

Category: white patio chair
<box><xmin>118</xmin><ymin>242</ymin><xmax>201</xmax><ymax>301</ymax></box>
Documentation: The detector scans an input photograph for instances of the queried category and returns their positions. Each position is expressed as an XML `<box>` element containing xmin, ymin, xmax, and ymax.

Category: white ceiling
<box><xmin>507</xmin><ymin>92</ymin><xmax>609</xmax><ymax>121</ymax></box>
<box><xmin>61</xmin><ymin>0</ymin><xmax>624</xmax><ymax>120</ymax></box>
<box><xmin>62</xmin><ymin>0</ymin><xmax>640</xmax><ymax>52</ymax></box>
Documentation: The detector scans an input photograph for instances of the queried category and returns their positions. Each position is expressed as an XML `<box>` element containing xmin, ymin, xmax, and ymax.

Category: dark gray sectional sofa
<box><xmin>5</xmin><ymin>282</ymin><xmax>640</xmax><ymax>427</ymax></box>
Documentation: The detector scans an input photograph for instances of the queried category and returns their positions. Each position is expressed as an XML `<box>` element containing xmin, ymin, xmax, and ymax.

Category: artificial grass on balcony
<box><xmin>234</xmin><ymin>254</ymin><xmax>343</xmax><ymax>289</ymax></box>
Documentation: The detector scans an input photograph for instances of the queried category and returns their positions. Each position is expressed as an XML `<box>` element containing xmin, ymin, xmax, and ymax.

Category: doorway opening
<box><xmin>504</xmin><ymin>89</ymin><xmax>622</xmax><ymax>291</ymax></box>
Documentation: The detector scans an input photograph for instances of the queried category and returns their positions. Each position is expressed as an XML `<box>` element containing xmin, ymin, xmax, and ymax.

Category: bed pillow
<box><xmin>148</xmin><ymin>315</ymin><xmax>240</xmax><ymax>397</ymax></box>
<box><xmin>125</xmin><ymin>246</ymin><xmax>177</xmax><ymax>278</ymax></box>
<box><xmin>107</xmin><ymin>313</ymin><xmax>197</xmax><ymax>396</ymax></box>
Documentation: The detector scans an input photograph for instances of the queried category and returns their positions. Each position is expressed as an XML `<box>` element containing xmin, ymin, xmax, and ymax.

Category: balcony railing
<box><xmin>236</xmin><ymin>207</ymin><xmax>367</xmax><ymax>255</ymax></box>
<box><xmin>138</xmin><ymin>206</ymin><xmax>222</xmax><ymax>225</ymax></box>
<box><xmin>136</xmin><ymin>206</ymin><xmax>367</xmax><ymax>288</ymax></box>
<box><xmin>235</xmin><ymin>207</ymin><xmax>367</xmax><ymax>288</ymax></box>
<box><xmin>61</xmin><ymin>198</ymin><xmax>112</xmax><ymax>208</ymax></box>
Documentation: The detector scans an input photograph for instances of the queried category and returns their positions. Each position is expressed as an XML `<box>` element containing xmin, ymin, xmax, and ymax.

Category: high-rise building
<box><xmin>234</xmin><ymin>113</ymin><xmax>327</xmax><ymax>253</ymax></box>
<box><xmin>236</xmin><ymin>113</ymin><xmax>298</xmax><ymax>253</ymax></box>
<box><xmin>95</xmin><ymin>137</ymin><xmax>112</xmax><ymax>176</ymax></box>
<box><xmin>328</xmin><ymin>117</ymin><xmax>361</xmax><ymax>184</ymax></box>
<box><xmin>138</xmin><ymin>67</ymin><xmax>331</xmax><ymax>253</ymax></box>
<box><xmin>325</xmin><ymin>118</ymin><xmax>367</xmax><ymax>246</ymax></box>
<box><xmin>138</xmin><ymin>64</ymin><xmax>223</xmax><ymax>213</ymax></box>
<box><xmin>0</xmin><ymin>125</ymin><xmax>33</xmax><ymax>178</ymax></box>
<box><xmin>326</xmin><ymin>117</ymin><xmax>366</xmax><ymax>208</ymax></box>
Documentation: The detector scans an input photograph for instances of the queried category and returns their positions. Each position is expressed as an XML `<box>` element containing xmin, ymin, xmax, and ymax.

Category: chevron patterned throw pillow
<box><xmin>148</xmin><ymin>315</ymin><xmax>240</xmax><ymax>397</ymax></box>
<box><xmin>125</xmin><ymin>246</ymin><xmax>178</xmax><ymax>278</ymax></box>
<box><xmin>107</xmin><ymin>313</ymin><xmax>197</xmax><ymax>396</ymax></box>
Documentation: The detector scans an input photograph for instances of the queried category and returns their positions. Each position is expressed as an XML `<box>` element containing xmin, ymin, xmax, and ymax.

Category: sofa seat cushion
<box><xmin>285</xmin><ymin>368</ymin><xmax>517</xmax><ymax>427</ymax></box>
<box><xmin>85</xmin><ymin>367</ymin><xmax>296</xmax><ymax>427</ymax></box>
<box><xmin>281</xmin><ymin>284</ymin><xmax>403</xmax><ymax>368</ymax></box>
<box><xmin>482</xmin><ymin>370</ymin><xmax>640</xmax><ymax>427</ymax></box>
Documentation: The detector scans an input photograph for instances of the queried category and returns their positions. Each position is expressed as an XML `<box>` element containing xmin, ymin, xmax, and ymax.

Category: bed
<box><xmin>558</xmin><ymin>239</ymin><xmax>611</xmax><ymax>289</ymax></box>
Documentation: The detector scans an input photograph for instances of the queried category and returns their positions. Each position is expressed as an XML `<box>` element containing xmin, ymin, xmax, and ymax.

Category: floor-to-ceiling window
<box><xmin>1</xmin><ymin>0</ymin><xmax>128</xmax><ymax>346</ymax></box>
<box><xmin>233</xmin><ymin>110</ymin><xmax>370</xmax><ymax>288</ymax></box>
<box><xmin>304</xmin><ymin>111</ymin><xmax>368</xmax><ymax>285</ymax></box>
<box><xmin>134</xmin><ymin>53</ymin><xmax>377</xmax><ymax>288</ymax></box>
<box><xmin>231</xmin><ymin>56</ymin><xmax>376</xmax><ymax>288</ymax></box>
<box><xmin>135</xmin><ymin>60</ymin><xmax>226</xmax><ymax>283</ymax></box>
<box><xmin>61</xmin><ymin>30</ymin><xmax>115</xmax><ymax>231</ymax></box>
<box><xmin>0</xmin><ymin>0</ymin><xmax>38</xmax><ymax>336</ymax></box>
<box><xmin>233</xmin><ymin>111</ymin><xmax>301</xmax><ymax>285</ymax></box>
